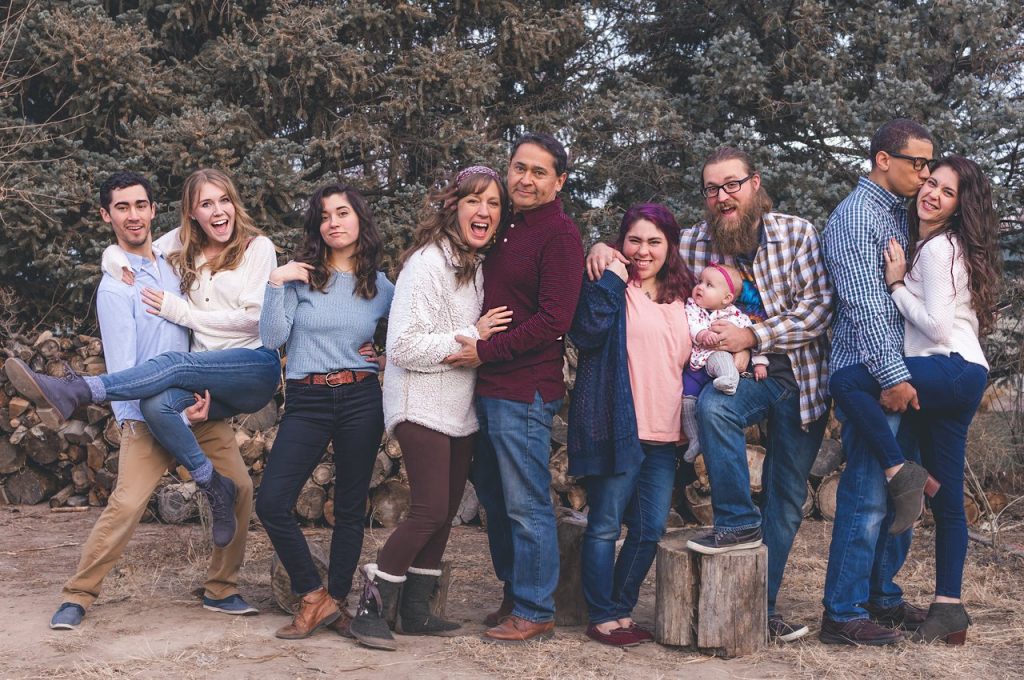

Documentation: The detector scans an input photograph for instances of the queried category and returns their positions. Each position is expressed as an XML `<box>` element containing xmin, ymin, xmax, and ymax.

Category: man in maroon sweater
<box><xmin>446</xmin><ymin>132</ymin><xmax>584</xmax><ymax>643</ymax></box>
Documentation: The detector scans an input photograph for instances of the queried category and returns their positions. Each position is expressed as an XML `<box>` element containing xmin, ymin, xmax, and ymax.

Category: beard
<box><xmin>706</xmin><ymin>195</ymin><xmax>763</xmax><ymax>256</ymax></box>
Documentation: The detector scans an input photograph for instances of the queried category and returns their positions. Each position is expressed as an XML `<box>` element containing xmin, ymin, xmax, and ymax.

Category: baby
<box><xmin>681</xmin><ymin>263</ymin><xmax>768</xmax><ymax>463</ymax></box>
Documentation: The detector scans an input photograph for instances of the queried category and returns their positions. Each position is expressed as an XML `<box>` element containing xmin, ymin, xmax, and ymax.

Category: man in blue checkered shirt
<box><xmin>820</xmin><ymin>119</ymin><xmax>935</xmax><ymax>646</ymax></box>
<box><xmin>587</xmin><ymin>147</ymin><xmax>832</xmax><ymax>643</ymax></box>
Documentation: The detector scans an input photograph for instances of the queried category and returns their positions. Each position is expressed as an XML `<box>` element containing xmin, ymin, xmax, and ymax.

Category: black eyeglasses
<box><xmin>887</xmin><ymin>151</ymin><xmax>935</xmax><ymax>172</ymax></box>
<box><xmin>701</xmin><ymin>174</ymin><xmax>755</xmax><ymax>198</ymax></box>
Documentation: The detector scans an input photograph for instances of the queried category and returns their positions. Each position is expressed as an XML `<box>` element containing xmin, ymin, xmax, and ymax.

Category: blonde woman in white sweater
<box><xmin>350</xmin><ymin>167</ymin><xmax>512</xmax><ymax>650</ymax></box>
<box><xmin>829</xmin><ymin>156</ymin><xmax>1001</xmax><ymax>645</ymax></box>
<box><xmin>5</xmin><ymin>169</ymin><xmax>280</xmax><ymax>549</ymax></box>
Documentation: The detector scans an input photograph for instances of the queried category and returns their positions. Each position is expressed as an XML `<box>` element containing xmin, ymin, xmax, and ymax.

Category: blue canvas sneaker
<box><xmin>50</xmin><ymin>602</ymin><xmax>85</xmax><ymax>630</ymax></box>
<box><xmin>202</xmin><ymin>594</ymin><xmax>258</xmax><ymax>615</ymax></box>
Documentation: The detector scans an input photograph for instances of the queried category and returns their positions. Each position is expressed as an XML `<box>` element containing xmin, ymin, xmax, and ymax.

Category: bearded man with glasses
<box><xmin>587</xmin><ymin>146</ymin><xmax>832</xmax><ymax>642</ymax></box>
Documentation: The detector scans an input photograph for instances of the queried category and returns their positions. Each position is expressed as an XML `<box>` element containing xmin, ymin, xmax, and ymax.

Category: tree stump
<box><xmin>370</xmin><ymin>478</ymin><xmax>410</xmax><ymax>527</ymax></box>
<box><xmin>655</xmin><ymin>530</ymin><xmax>767</xmax><ymax>657</ymax></box>
<box><xmin>802</xmin><ymin>481</ymin><xmax>815</xmax><ymax>518</ymax></box>
<box><xmin>810</xmin><ymin>438</ymin><xmax>844</xmax><ymax>480</ymax></box>
<box><xmin>295</xmin><ymin>480</ymin><xmax>326</xmax><ymax>523</ymax></box>
<box><xmin>5</xmin><ymin>466</ymin><xmax>59</xmax><ymax>504</ymax></box>
<box><xmin>0</xmin><ymin>439</ymin><xmax>25</xmax><ymax>474</ymax></box>
<box><xmin>271</xmin><ymin>539</ymin><xmax>331</xmax><ymax>614</ymax></box>
<box><xmin>553</xmin><ymin>507</ymin><xmax>588</xmax><ymax>626</ymax></box>
<box><xmin>816</xmin><ymin>470</ymin><xmax>840</xmax><ymax>521</ymax></box>
<box><xmin>157</xmin><ymin>482</ymin><xmax>201</xmax><ymax>524</ymax></box>
<box><xmin>683</xmin><ymin>483</ymin><xmax>714</xmax><ymax>526</ymax></box>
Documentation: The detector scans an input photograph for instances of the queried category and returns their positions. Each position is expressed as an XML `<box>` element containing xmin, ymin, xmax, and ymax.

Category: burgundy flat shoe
<box><xmin>585</xmin><ymin>624</ymin><xmax>643</xmax><ymax>647</ymax></box>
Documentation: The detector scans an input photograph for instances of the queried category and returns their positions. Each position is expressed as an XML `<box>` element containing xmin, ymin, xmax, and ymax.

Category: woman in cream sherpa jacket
<box><xmin>349</xmin><ymin>166</ymin><xmax>511</xmax><ymax>650</ymax></box>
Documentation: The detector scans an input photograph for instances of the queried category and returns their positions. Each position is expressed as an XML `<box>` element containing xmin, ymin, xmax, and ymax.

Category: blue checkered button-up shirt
<box><xmin>680</xmin><ymin>212</ymin><xmax>832</xmax><ymax>428</ymax></box>
<box><xmin>823</xmin><ymin>176</ymin><xmax>911</xmax><ymax>388</ymax></box>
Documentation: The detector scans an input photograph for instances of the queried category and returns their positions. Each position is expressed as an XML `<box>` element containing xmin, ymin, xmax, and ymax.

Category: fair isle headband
<box><xmin>708</xmin><ymin>262</ymin><xmax>736</xmax><ymax>295</ymax></box>
<box><xmin>456</xmin><ymin>165</ymin><xmax>502</xmax><ymax>187</ymax></box>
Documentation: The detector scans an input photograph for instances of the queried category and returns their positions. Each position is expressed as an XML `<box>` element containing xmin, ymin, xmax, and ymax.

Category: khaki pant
<box><xmin>62</xmin><ymin>419</ymin><xmax>252</xmax><ymax>607</ymax></box>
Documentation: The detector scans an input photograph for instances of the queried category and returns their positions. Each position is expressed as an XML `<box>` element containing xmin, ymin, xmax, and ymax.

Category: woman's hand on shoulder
<box><xmin>269</xmin><ymin>261</ymin><xmax>313</xmax><ymax>287</ymax></box>
<box><xmin>476</xmin><ymin>306</ymin><xmax>514</xmax><ymax>340</ymax></box>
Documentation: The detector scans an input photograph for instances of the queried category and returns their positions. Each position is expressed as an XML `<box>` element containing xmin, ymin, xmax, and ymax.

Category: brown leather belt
<box><xmin>290</xmin><ymin>370</ymin><xmax>375</xmax><ymax>387</ymax></box>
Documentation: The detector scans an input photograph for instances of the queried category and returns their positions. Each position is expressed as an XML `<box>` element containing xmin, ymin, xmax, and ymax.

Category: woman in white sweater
<box><xmin>5</xmin><ymin>169</ymin><xmax>280</xmax><ymax>549</ymax></box>
<box><xmin>829</xmin><ymin>156</ymin><xmax>1001</xmax><ymax>645</ymax></box>
<box><xmin>349</xmin><ymin>166</ymin><xmax>512</xmax><ymax>651</ymax></box>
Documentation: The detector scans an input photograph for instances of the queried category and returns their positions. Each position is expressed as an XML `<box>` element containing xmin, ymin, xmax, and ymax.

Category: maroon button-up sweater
<box><xmin>476</xmin><ymin>198</ymin><xmax>584</xmax><ymax>403</ymax></box>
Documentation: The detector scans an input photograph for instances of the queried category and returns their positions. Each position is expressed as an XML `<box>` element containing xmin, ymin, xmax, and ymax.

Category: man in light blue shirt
<box><xmin>820</xmin><ymin>120</ymin><xmax>934</xmax><ymax>645</ymax></box>
<box><xmin>49</xmin><ymin>171</ymin><xmax>256</xmax><ymax>630</ymax></box>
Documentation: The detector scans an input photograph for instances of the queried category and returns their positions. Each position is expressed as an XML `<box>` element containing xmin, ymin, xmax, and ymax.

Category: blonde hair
<box><xmin>171</xmin><ymin>168</ymin><xmax>265</xmax><ymax>295</ymax></box>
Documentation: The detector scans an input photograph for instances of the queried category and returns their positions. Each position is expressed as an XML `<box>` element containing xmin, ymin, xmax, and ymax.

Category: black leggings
<box><xmin>377</xmin><ymin>422</ymin><xmax>474</xmax><ymax>575</ymax></box>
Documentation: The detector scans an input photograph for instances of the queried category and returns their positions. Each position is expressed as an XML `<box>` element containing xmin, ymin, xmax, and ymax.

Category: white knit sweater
<box><xmin>102</xmin><ymin>227</ymin><xmax>277</xmax><ymax>352</ymax></box>
<box><xmin>383</xmin><ymin>241</ymin><xmax>483</xmax><ymax>437</ymax></box>
<box><xmin>891</xmin><ymin>234</ymin><xmax>988</xmax><ymax>369</ymax></box>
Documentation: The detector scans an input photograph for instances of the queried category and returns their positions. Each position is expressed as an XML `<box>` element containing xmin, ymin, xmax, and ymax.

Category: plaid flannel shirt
<box><xmin>680</xmin><ymin>212</ymin><xmax>832</xmax><ymax>428</ymax></box>
<box><xmin>823</xmin><ymin>177</ymin><xmax>910</xmax><ymax>389</ymax></box>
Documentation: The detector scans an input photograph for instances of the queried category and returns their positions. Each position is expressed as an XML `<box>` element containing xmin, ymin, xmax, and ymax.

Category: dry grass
<box><xmin>745</xmin><ymin>521</ymin><xmax>1024</xmax><ymax>680</ymax></box>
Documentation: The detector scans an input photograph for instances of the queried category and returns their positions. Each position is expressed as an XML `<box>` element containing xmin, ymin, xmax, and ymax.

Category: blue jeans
<box><xmin>822</xmin><ymin>407</ymin><xmax>914</xmax><ymax>620</ymax></box>
<box><xmin>696</xmin><ymin>376</ymin><xmax>827</xmax><ymax>616</ymax></box>
<box><xmin>100</xmin><ymin>347</ymin><xmax>280</xmax><ymax>472</ymax></box>
<box><xmin>829</xmin><ymin>364</ymin><xmax>911</xmax><ymax>469</ymax></box>
<box><xmin>581</xmin><ymin>442</ymin><xmax>676</xmax><ymax>624</ymax></box>
<box><xmin>829</xmin><ymin>354</ymin><xmax>986</xmax><ymax>599</ymax></box>
<box><xmin>255</xmin><ymin>379</ymin><xmax>383</xmax><ymax>600</ymax></box>
<box><xmin>473</xmin><ymin>392</ymin><xmax>562</xmax><ymax>623</ymax></box>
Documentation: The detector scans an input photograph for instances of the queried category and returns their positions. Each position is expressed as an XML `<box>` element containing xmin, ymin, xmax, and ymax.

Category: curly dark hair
<box><xmin>295</xmin><ymin>184</ymin><xmax>383</xmax><ymax>299</ymax></box>
<box><xmin>613</xmin><ymin>203</ymin><xmax>696</xmax><ymax>304</ymax></box>
<box><xmin>907</xmin><ymin>155</ymin><xmax>1002</xmax><ymax>337</ymax></box>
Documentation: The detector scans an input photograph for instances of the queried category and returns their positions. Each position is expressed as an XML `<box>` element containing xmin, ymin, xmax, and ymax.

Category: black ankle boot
<box><xmin>350</xmin><ymin>564</ymin><xmax>404</xmax><ymax>651</ymax></box>
<box><xmin>399</xmin><ymin>568</ymin><xmax>460</xmax><ymax>635</ymax></box>
<box><xmin>200</xmin><ymin>470</ymin><xmax>237</xmax><ymax>548</ymax></box>
<box><xmin>910</xmin><ymin>602</ymin><xmax>970</xmax><ymax>645</ymax></box>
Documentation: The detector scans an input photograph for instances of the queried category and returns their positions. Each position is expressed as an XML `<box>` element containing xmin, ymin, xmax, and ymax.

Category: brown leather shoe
<box><xmin>864</xmin><ymin>600</ymin><xmax>928</xmax><ymax>631</ymax></box>
<box><xmin>275</xmin><ymin>587</ymin><xmax>341</xmax><ymax>640</ymax></box>
<box><xmin>482</xmin><ymin>615</ymin><xmax>554</xmax><ymax>645</ymax></box>
<box><xmin>483</xmin><ymin>595</ymin><xmax>514</xmax><ymax>627</ymax></box>
<box><xmin>327</xmin><ymin>606</ymin><xmax>354</xmax><ymax>639</ymax></box>
<box><xmin>819</xmin><ymin>615</ymin><xmax>904</xmax><ymax>646</ymax></box>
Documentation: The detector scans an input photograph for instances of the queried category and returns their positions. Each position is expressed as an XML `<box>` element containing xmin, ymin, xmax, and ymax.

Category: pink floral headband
<box><xmin>456</xmin><ymin>165</ymin><xmax>502</xmax><ymax>187</ymax></box>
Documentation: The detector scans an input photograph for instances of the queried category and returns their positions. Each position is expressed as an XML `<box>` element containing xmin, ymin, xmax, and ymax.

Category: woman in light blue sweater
<box><xmin>256</xmin><ymin>184</ymin><xmax>394</xmax><ymax>641</ymax></box>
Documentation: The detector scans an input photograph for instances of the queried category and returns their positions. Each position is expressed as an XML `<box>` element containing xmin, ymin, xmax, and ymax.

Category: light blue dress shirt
<box><xmin>96</xmin><ymin>248</ymin><xmax>189</xmax><ymax>423</ymax></box>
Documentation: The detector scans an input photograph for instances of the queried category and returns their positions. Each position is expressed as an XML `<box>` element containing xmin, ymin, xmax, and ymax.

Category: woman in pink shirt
<box><xmin>568</xmin><ymin>203</ymin><xmax>694</xmax><ymax>646</ymax></box>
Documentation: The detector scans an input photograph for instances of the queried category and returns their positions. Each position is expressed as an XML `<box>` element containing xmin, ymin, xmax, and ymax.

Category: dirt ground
<box><xmin>1</xmin><ymin>506</ymin><xmax>1022</xmax><ymax>680</ymax></box>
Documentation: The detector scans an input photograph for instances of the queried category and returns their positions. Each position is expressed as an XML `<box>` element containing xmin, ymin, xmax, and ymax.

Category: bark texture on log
<box><xmin>553</xmin><ymin>508</ymin><xmax>588</xmax><ymax>626</ymax></box>
<box><xmin>655</xmin><ymin>530</ymin><xmax>768</xmax><ymax>657</ymax></box>
<box><xmin>817</xmin><ymin>470</ymin><xmax>840</xmax><ymax>521</ymax></box>
<box><xmin>271</xmin><ymin>540</ymin><xmax>331</xmax><ymax>614</ymax></box>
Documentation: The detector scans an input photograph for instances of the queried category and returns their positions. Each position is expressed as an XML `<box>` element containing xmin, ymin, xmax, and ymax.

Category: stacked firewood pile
<box><xmin>3</xmin><ymin>329</ymin><xmax>1008</xmax><ymax>529</ymax></box>
<box><xmin>0</xmin><ymin>331</ymin><xmax>118</xmax><ymax>508</ymax></box>
<box><xmin>0</xmin><ymin>329</ymin><xmax>571</xmax><ymax>528</ymax></box>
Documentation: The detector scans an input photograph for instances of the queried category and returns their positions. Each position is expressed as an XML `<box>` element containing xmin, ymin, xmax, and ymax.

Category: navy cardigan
<box><xmin>567</xmin><ymin>271</ymin><xmax>644</xmax><ymax>477</ymax></box>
